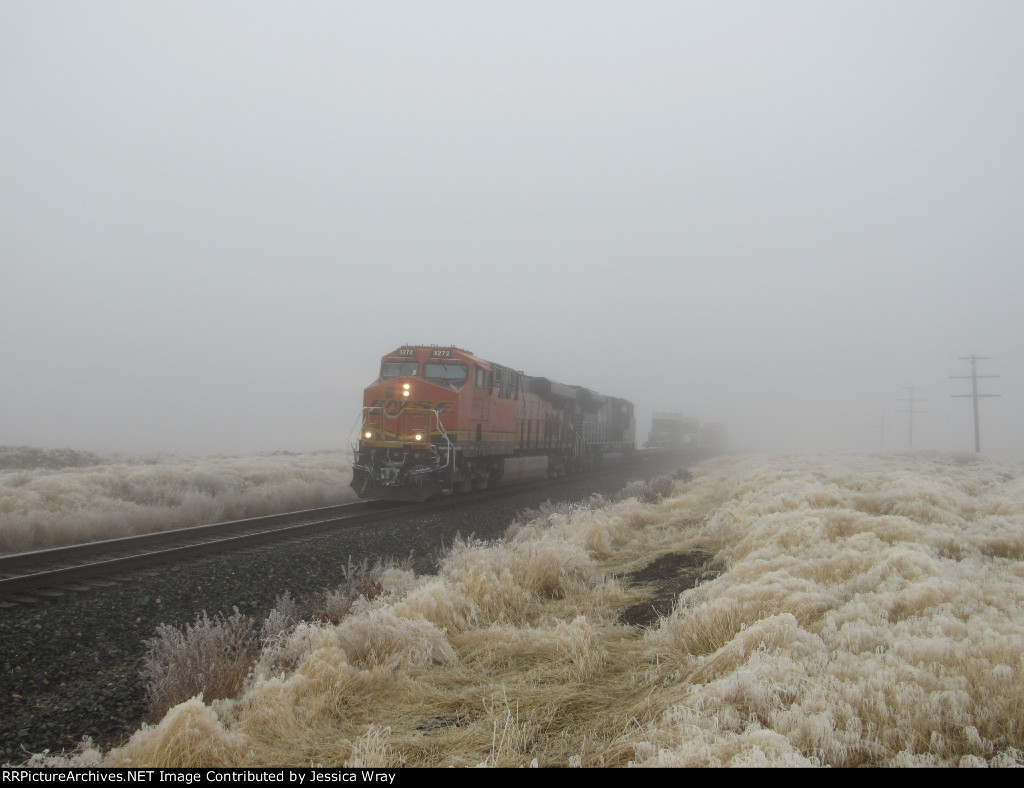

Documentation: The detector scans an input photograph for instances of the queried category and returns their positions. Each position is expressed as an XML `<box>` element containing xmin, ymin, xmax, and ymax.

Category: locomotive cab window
<box><xmin>424</xmin><ymin>362</ymin><xmax>468</xmax><ymax>389</ymax></box>
<box><xmin>381</xmin><ymin>361</ymin><xmax>419</xmax><ymax>379</ymax></box>
<box><xmin>474</xmin><ymin>366</ymin><xmax>492</xmax><ymax>390</ymax></box>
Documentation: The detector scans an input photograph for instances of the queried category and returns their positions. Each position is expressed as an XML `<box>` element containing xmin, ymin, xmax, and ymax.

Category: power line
<box><xmin>896</xmin><ymin>385</ymin><xmax>926</xmax><ymax>449</ymax></box>
<box><xmin>950</xmin><ymin>355</ymin><xmax>1000</xmax><ymax>453</ymax></box>
<box><xmin>877</xmin><ymin>407</ymin><xmax>887</xmax><ymax>449</ymax></box>
<box><xmin>868</xmin><ymin>407</ymin><xmax>889</xmax><ymax>450</ymax></box>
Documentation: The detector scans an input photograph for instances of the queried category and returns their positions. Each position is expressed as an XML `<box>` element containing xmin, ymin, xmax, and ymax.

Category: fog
<box><xmin>2</xmin><ymin>1</ymin><xmax>1022</xmax><ymax>459</ymax></box>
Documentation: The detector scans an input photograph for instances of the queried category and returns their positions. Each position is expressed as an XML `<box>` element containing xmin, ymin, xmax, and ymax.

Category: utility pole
<box><xmin>951</xmin><ymin>355</ymin><xmax>1000</xmax><ymax>453</ymax></box>
<box><xmin>897</xmin><ymin>386</ymin><xmax>926</xmax><ymax>449</ymax></box>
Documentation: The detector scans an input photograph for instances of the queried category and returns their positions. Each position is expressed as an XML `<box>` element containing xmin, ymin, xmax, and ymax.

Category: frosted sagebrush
<box><xmin>141</xmin><ymin>608</ymin><xmax>259</xmax><ymax>720</ymax></box>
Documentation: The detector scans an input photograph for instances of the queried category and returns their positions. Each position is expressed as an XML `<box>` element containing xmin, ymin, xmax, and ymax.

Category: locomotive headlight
<box><xmin>402</xmin><ymin>383</ymin><xmax>411</xmax><ymax>398</ymax></box>
<box><xmin>364</xmin><ymin>431</ymin><xmax>373</xmax><ymax>439</ymax></box>
<box><xmin>414</xmin><ymin>433</ymin><xmax>423</xmax><ymax>441</ymax></box>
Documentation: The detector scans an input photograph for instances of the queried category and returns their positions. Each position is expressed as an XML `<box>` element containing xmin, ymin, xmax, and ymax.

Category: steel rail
<box><xmin>0</xmin><ymin>501</ymin><xmax>409</xmax><ymax>597</ymax></box>
<box><xmin>0</xmin><ymin>501</ymin><xmax>394</xmax><ymax>575</ymax></box>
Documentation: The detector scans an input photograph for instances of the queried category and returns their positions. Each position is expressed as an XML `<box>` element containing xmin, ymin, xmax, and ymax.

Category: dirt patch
<box><xmin>616</xmin><ymin>551</ymin><xmax>716</xmax><ymax>628</ymax></box>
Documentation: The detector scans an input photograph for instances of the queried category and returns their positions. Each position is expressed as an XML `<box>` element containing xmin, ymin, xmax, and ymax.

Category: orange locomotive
<box><xmin>352</xmin><ymin>345</ymin><xmax>636</xmax><ymax>501</ymax></box>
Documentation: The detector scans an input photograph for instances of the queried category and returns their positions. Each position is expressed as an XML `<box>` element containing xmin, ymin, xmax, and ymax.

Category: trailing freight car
<box><xmin>699</xmin><ymin>422</ymin><xmax>728</xmax><ymax>455</ymax></box>
<box><xmin>645</xmin><ymin>411</ymin><xmax>700</xmax><ymax>451</ymax></box>
<box><xmin>351</xmin><ymin>345</ymin><xmax>636</xmax><ymax>501</ymax></box>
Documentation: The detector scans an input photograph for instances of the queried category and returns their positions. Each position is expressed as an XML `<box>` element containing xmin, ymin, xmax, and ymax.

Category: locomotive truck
<box><xmin>351</xmin><ymin>345</ymin><xmax>636</xmax><ymax>501</ymax></box>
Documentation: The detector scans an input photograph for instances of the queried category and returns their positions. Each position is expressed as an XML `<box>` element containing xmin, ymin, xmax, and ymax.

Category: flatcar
<box><xmin>351</xmin><ymin>345</ymin><xmax>636</xmax><ymax>501</ymax></box>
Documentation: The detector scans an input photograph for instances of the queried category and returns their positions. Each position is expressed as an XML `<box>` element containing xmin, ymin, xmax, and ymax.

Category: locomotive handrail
<box><xmin>427</xmin><ymin>407</ymin><xmax>455</xmax><ymax>471</ymax></box>
<box><xmin>358</xmin><ymin>406</ymin><xmax>455</xmax><ymax>471</ymax></box>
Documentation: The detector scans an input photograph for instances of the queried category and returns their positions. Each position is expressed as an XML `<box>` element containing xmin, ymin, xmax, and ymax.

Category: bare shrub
<box><xmin>260</xmin><ymin>591</ymin><xmax>303</xmax><ymax>643</ymax></box>
<box><xmin>141</xmin><ymin>608</ymin><xmax>259</xmax><ymax>720</ymax></box>
<box><xmin>311</xmin><ymin>557</ymin><xmax>395</xmax><ymax>624</ymax></box>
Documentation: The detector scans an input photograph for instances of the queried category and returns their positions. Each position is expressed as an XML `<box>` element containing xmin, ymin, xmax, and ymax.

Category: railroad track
<box><xmin>0</xmin><ymin>500</ymin><xmax>412</xmax><ymax>601</ymax></box>
<box><xmin>0</xmin><ymin>477</ymin><xmax>553</xmax><ymax>601</ymax></box>
<box><xmin>0</xmin><ymin>451</ymin><xmax>691</xmax><ymax>603</ymax></box>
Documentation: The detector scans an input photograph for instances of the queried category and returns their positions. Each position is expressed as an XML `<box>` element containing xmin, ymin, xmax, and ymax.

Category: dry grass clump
<box><xmin>613</xmin><ymin>469</ymin><xmax>691</xmax><ymax>504</ymax></box>
<box><xmin>33</xmin><ymin>452</ymin><xmax>1024</xmax><ymax>768</ymax></box>
<box><xmin>108</xmin><ymin>699</ymin><xmax>253</xmax><ymax>768</ymax></box>
<box><xmin>0</xmin><ymin>450</ymin><xmax>356</xmax><ymax>554</ymax></box>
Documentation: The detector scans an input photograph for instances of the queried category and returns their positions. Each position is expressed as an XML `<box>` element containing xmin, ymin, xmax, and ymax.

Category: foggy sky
<box><xmin>2</xmin><ymin>1</ymin><xmax>1022</xmax><ymax>459</ymax></box>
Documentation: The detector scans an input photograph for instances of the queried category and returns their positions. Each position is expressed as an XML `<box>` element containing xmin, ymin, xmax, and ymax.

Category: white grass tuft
<box><xmin>333</xmin><ymin>606</ymin><xmax>457</xmax><ymax>671</ymax></box>
<box><xmin>104</xmin><ymin>697</ymin><xmax>252</xmax><ymax>768</ymax></box>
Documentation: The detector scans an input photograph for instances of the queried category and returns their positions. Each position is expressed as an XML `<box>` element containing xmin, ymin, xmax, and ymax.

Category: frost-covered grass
<box><xmin>0</xmin><ymin>449</ymin><xmax>356</xmax><ymax>554</ymax></box>
<box><xmin>27</xmin><ymin>452</ymin><xmax>1024</xmax><ymax>768</ymax></box>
